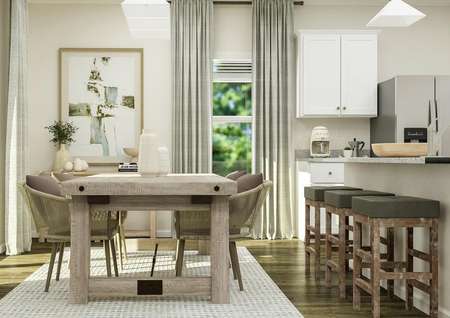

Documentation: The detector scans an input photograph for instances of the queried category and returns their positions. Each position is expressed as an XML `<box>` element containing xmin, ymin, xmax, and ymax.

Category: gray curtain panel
<box><xmin>171</xmin><ymin>0</ymin><xmax>213</xmax><ymax>174</ymax></box>
<box><xmin>4</xmin><ymin>0</ymin><xmax>32</xmax><ymax>255</ymax></box>
<box><xmin>0</xmin><ymin>0</ymin><xmax>10</xmax><ymax>254</ymax></box>
<box><xmin>251</xmin><ymin>0</ymin><xmax>295</xmax><ymax>239</ymax></box>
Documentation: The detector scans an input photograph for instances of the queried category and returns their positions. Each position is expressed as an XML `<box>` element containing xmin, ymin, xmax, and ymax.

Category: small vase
<box><xmin>53</xmin><ymin>144</ymin><xmax>71</xmax><ymax>172</ymax></box>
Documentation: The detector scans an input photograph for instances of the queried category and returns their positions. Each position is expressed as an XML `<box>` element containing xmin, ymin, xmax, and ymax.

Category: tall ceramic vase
<box><xmin>53</xmin><ymin>144</ymin><xmax>71</xmax><ymax>172</ymax></box>
<box><xmin>138</xmin><ymin>130</ymin><xmax>159</xmax><ymax>176</ymax></box>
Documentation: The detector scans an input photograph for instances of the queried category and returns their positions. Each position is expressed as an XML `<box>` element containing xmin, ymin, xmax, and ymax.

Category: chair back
<box><xmin>19</xmin><ymin>183</ymin><xmax>71</xmax><ymax>240</ymax></box>
<box><xmin>230</xmin><ymin>180</ymin><xmax>273</xmax><ymax>232</ymax></box>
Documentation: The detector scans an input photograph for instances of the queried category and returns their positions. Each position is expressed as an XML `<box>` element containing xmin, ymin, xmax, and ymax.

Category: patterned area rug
<box><xmin>0</xmin><ymin>247</ymin><xmax>302</xmax><ymax>318</ymax></box>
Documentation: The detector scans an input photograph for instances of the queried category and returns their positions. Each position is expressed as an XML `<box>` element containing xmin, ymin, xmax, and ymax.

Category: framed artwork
<box><xmin>60</xmin><ymin>48</ymin><xmax>143</xmax><ymax>164</ymax></box>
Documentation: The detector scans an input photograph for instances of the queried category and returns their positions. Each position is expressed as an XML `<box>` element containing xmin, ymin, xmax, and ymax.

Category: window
<box><xmin>212</xmin><ymin>60</ymin><xmax>252</xmax><ymax>176</ymax></box>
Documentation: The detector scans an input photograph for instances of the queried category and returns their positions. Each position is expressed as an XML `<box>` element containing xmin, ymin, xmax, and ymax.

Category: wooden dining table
<box><xmin>61</xmin><ymin>173</ymin><xmax>237</xmax><ymax>305</ymax></box>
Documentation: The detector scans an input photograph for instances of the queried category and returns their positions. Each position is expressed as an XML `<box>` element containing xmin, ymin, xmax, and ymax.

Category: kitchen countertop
<box><xmin>297</xmin><ymin>156</ymin><xmax>450</xmax><ymax>164</ymax></box>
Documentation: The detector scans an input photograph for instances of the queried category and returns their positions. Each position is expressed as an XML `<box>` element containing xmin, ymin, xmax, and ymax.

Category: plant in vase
<box><xmin>45</xmin><ymin>120</ymin><xmax>78</xmax><ymax>171</ymax></box>
<box><xmin>343</xmin><ymin>147</ymin><xmax>353</xmax><ymax>158</ymax></box>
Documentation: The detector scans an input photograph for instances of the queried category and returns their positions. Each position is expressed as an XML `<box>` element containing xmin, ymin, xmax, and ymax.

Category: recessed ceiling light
<box><xmin>367</xmin><ymin>0</ymin><xmax>426</xmax><ymax>27</ymax></box>
<box><xmin>121</xmin><ymin>0</ymin><xmax>170</xmax><ymax>39</ymax></box>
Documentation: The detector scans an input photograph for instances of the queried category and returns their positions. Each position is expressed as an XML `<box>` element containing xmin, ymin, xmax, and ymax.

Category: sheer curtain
<box><xmin>171</xmin><ymin>0</ymin><xmax>213</xmax><ymax>174</ymax></box>
<box><xmin>4</xmin><ymin>0</ymin><xmax>32</xmax><ymax>255</ymax></box>
<box><xmin>251</xmin><ymin>0</ymin><xmax>296</xmax><ymax>239</ymax></box>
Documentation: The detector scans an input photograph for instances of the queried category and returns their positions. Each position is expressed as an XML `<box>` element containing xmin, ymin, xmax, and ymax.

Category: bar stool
<box><xmin>323</xmin><ymin>190</ymin><xmax>395</xmax><ymax>298</ymax></box>
<box><xmin>352</xmin><ymin>196</ymin><xmax>440</xmax><ymax>318</ymax></box>
<box><xmin>304</xmin><ymin>186</ymin><xmax>361</xmax><ymax>280</ymax></box>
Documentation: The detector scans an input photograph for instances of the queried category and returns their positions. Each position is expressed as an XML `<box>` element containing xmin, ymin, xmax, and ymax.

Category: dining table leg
<box><xmin>69</xmin><ymin>195</ymin><xmax>91</xmax><ymax>304</ymax></box>
<box><xmin>210</xmin><ymin>195</ymin><xmax>230</xmax><ymax>304</ymax></box>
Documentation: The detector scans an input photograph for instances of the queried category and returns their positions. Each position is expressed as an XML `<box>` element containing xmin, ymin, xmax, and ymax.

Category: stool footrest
<box><xmin>355</xmin><ymin>248</ymin><xmax>372</xmax><ymax>261</ymax></box>
<box><xmin>355</xmin><ymin>278</ymin><xmax>372</xmax><ymax>295</ymax></box>
<box><xmin>326</xmin><ymin>260</ymin><xmax>339</xmax><ymax>272</ymax></box>
<box><xmin>305</xmin><ymin>246</ymin><xmax>317</xmax><ymax>255</ymax></box>
<box><xmin>409</xmin><ymin>248</ymin><xmax>431</xmax><ymax>262</ymax></box>
<box><xmin>327</xmin><ymin>234</ymin><xmax>340</xmax><ymax>245</ymax></box>
<box><xmin>380</xmin><ymin>270</ymin><xmax>432</xmax><ymax>281</ymax></box>
<box><xmin>408</xmin><ymin>279</ymin><xmax>431</xmax><ymax>294</ymax></box>
<box><xmin>380</xmin><ymin>261</ymin><xmax>407</xmax><ymax>270</ymax></box>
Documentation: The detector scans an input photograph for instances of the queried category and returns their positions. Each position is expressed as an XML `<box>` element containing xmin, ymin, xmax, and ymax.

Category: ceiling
<box><xmin>27</xmin><ymin>0</ymin><xmax>450</xmax><ymax>6</ymax></box>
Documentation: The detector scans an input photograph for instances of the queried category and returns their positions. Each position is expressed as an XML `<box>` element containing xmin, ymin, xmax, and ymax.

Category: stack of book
<box><xmin>118</xmin><ymin>162</ymin><xmax>138</xmax><ymax>172</ymax></box>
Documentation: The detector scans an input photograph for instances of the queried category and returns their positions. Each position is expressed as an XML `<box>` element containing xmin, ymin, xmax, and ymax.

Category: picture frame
<box><xmin>59</xmin><ymin>48</ymin><xmax>143</xmax><ymax>164</ymax></box>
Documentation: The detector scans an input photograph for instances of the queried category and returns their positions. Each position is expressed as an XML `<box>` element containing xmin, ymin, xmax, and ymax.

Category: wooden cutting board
<box><xmin>371</xmin><ymin>143</ymin><xmax>428</xmax><ymax>157</ymax></box>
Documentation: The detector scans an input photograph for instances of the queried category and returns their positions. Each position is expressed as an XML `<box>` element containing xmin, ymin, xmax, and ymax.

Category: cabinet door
<box><xmin>299</xmin><ymin>34</ymin><xmax>341</xmax><ymax>117</ymax></box>
<box><xmin>341</xmin><ymin>34</ymin><xmax>378</xmax><ymax>117</ymax></box>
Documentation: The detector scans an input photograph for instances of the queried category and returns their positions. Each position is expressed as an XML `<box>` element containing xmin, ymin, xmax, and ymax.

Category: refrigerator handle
<box><xmin>435</xmin><ymin>99</ymin><xmax>439</xmax><ymax>133</ymax></box>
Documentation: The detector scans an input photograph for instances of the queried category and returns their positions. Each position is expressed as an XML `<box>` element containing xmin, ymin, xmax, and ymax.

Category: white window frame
<box><xmin>212</xmin><ymin>59</ymin><xmax>253</xmax><ymax>173</ymax></box>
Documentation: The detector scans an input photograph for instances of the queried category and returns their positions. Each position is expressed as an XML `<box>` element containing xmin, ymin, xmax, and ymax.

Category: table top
<box><xmin>60</xmin><ymin>173</ymin><xmax>237</xmax><ymax>196</ymax></box>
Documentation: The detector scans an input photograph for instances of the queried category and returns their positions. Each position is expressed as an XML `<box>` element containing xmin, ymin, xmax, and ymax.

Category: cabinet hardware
<box><xmin>328</xmin><ymin>171</ymin><xmax>332</xmax><ymax>175</ymax></box>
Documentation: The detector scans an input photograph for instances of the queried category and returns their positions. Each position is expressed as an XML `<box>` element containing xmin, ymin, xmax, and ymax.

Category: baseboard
<box><xmin>156</xmin><ymin>229</ymin><xmax>172</xmax><ymax>238</ymax></box>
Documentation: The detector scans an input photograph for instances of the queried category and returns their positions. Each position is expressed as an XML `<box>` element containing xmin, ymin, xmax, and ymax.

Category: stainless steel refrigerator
<box><xmin>371</xmin><ymin>75</ymin><xmax>450</xmax><ymax>156</ymax></box>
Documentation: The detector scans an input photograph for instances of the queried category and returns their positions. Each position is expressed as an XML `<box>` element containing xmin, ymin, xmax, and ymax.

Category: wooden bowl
<box><xmin>371</xmin><ymin>143</ymin><xmax>428</xmax><ymax>157</ymax></box>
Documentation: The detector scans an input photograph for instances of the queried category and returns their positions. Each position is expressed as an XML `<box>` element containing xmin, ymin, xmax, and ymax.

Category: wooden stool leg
<box><xmin>387</xmin><ymin>227</ymin><xmax>395</xmax><ymax>299</ymax></box>
<box><xmin>325</xmin><ymin>209</ymin><xmax>332</xmax><ymax>287</ymax></box>
<box><xmin>338</xmin><ymin>213</ymin><xmax>346</xmax><ymax>299</ymax></box>
<box><xmin>430</xmin><ymin>220</ymin><xmax>439</xmax><ymax>318</ymax></box>
<box><xmin>405</xmin><ymin>227</ymin><xmax>414</xmax><ymax>310</ymax></box>
<box><xmin>345</xmin><ymin>215</ymin><xmax>350</xmax><ymax>273</ymax></box>
<box><xmin>314</xmin><ymin>204</ymin><xmax>321</xmax><ymax>281</ymax></box>
<box><xmin>353</xmin><ymin>219</ymin><xmax>362</xmax><ymax>310</ymax></box>
<box><xmin>371</xmin><ymin>220</ymin><xmax>381</xmax><ymax>318</ymax></box>
<box><xmin>305</xmin><ymin>204</ymin><xmax>311</xmax><ymax>276</ymax></box>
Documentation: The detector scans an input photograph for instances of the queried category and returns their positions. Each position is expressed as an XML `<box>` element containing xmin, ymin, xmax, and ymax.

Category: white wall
<box><xmin>28</xmin><ymin>3</ymin><xmax>450</xmax><ymax>233</ymax></box>
<box><xmin>0</xmin><ymin>0</ymin><xmax>10</xmax><ymax>253</ymax></box>
<box><xmin>28</xmin><ymin>4</ymin><xmax>173</xmax><ymax>235</ymax></box>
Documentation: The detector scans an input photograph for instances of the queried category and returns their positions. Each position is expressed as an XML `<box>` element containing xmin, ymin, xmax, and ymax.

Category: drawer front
<box><xmin>310</xmin><ymin>163</ymin><xmax>344</xmax><ymax>184</ymax></box>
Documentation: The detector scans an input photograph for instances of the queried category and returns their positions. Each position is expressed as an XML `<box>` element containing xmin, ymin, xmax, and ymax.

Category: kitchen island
<box><xmin>344</xmin><ymin>159</ymin><xmax>450</xmax><ymax>317</ymax></box>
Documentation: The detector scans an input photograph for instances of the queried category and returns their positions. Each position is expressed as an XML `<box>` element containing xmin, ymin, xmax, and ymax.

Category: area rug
<box><xmin>0</xmin><ymin>247</ymin><xmax>302</xmax><ymax>318</ymax></box>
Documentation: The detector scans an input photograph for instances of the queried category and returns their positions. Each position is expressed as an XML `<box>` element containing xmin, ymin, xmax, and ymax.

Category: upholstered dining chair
<box><xmin>174</xmin><ymin>176</ymin><xmax>272</xmax><ymax>291</ymax></box>
<box><xmin>19</xmin><ymin>176</ymin><xmax>120</xmax><ymax>292</ymax></box>
<box><xmin>53</xmin><ymin>173</ymin><xmax>129</xmax><ymax>269</ymax></box>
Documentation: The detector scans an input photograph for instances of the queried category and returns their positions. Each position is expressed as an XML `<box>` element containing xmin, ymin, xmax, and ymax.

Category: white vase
<box><xmin>158</xmin><ymin>146</ymin><xmax>170</xmax><ymax>175</ymax></box>
<box><xmin>138</xmin><ymin>129</ymin><xmax>159</xmax><ymax>176</ymax></box>
<box><xmin>53</xmin><ymin>144</ymin><xmax>71</xmax><ymax>172</ymax></box>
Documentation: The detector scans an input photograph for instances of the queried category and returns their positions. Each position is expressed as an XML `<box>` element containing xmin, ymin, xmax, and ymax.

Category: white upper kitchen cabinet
<box><xmin>300</xmin><ymin>34</ymin><xmax>341</xmax><ymax>117</ymax></box>
<box><xmin>297</xmin><ymin>30</ymin><xmax>379</xmax><ymax>118</ymax></box>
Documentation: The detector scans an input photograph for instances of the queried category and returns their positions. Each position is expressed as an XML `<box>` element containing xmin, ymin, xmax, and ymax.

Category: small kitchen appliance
<box><xmin>310</xmin><ymin>126</ymin><xmax>330</xmax><ymax>158</ymax></box>
<box><xmin>349</xmin><ymin>138</ymin><xmax>366</xmax><ymax>157</ymax></box>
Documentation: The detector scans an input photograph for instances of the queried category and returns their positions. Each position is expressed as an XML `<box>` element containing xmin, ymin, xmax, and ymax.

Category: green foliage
<box><xmin>213</xmin><ymin>83</ymin><xmax>252</xmax><ymax>116</ymax></box>
<box><xmin>213</xmin><ymin>123</ymin><xmax>252</xmax><ymax>175</ymax></box>
<box><xmin>212</xmin><ymin>82</ymin><xmax>253</xmax><ymax>176</ymax></box>
<box><xmin>45</xmin><ymin>120</ymin><xmax>78</xmax><ymax>146</ymax></box>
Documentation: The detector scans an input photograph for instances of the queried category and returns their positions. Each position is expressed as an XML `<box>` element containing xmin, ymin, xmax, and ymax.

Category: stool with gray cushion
<box><xmin>352</xmin><ymin>196</ymin><xmax>440</xmax><ymax>318</ymax></box>
<box><xmin>304</xmin><ymin>186</ymin><xmax>361</xmax><ymax>280</ymax></box>
<box><xmin>323</xmin><ymin>190</ymin><xmax>395</xmax><ymax>298</ymax></box>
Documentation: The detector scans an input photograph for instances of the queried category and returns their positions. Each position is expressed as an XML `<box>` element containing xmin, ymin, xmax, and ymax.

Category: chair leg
<box><xmin>175</xmin><ymin>239</ymin><xmax>185</xmax><ymax>277</ymax></box>
<box><xmin>325</xmin><ymin>209</ymin><xmax>332</xmax><ymax>288</ymax></box>
<box><xmin>338</xmin><ymin>213</ymin><xmax>346</xmax><ymax>299</ymax></box>
<box><xmin>430</xmin><ymin>220</ymin><xmax>439</xmax><ymax>318</ymax></box>
<box><xmin>314</xmin><ymin>204</ymin><xmax>321</xmax><ymax>281</ymax></box>
<box><xmin>120</xmin><ymin>222</ymin><xmax>128</xmax><ymax>261</ymax></box>
<box><xmin>386</xmin><ymin>227</ymin><xmax>395</xmax><ymax>299</ymax></box>
<box><xmin>45</xmin><ymin>243</ymin><xmax>58</xmax><ymax>292</ymax></box>
<box><xmin>110</xmin><ymin>239</ymin><xmax>119</xmax><ymax>277</ymax></box>
<box><xmin>151</xmin><ymin>243</ymin><xmax>159</xmax><ymax>277</ymax></box>
<box><xmin>117</xmin><ymin>233</ymin><xmax>123</xmax><ymax>270</ymax></box>
<box><xmin>104</xmin><ymin>240</ymin><xmax>112</xmax><ymax>277</ymax></box>
<box><xmin>229</xmin><ymin>241</ymin><xmax>244</xmax><ymax>291</ymax></box>
<box><xmin>305</xmin><ymin>204</ymin><xmax>311</xmax><ymax>276</ymax></box>
<box><xmin>405</xmin><ymin>227</ymin><xmax>414</xmax><ymax>310</ymax></box>
<box><xmin>371</xmin><ymin>220</ymin><xmax>381</xmax><ymax>318</ymax></box>
<box><xmin>55</xmin><ymin>242</ymin><xmax>65</xmax><ymax>281</ymax></box>
<box><xmin>353</xmin><ymin>220</ymin><xmax>362</xmax><ymax>310</ymax></box>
